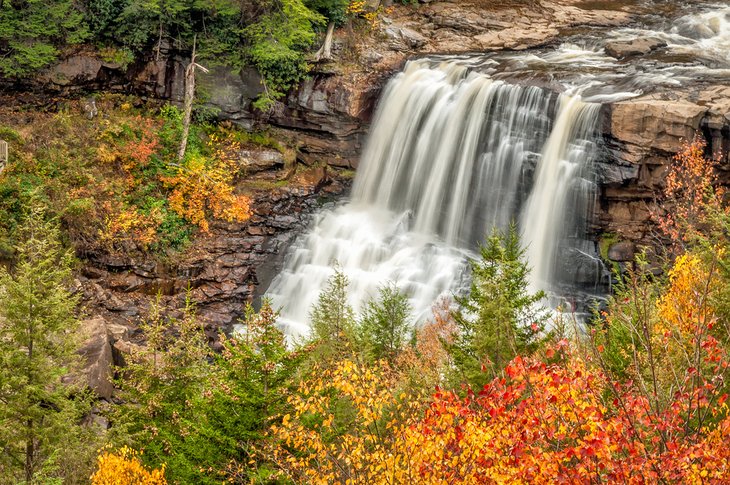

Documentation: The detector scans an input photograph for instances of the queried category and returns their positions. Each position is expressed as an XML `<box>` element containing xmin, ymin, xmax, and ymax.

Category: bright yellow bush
<box><xmin>91</xmin><ymin>446</ymin><xmax>167</xmax><ymax>485</ymax></box>
<box><xmin>657</xmin><ymin>253</ymin><xmax>716</xmax><ymax>335</ymax></box>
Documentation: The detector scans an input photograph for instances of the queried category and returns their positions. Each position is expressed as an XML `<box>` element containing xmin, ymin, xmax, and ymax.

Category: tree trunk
<box><xmin>178</xmin><ymin>37</ymin><xmax>197</xmax><ymax>163</ymax></box>
<box><xmin>24</xmin><ymin>419</ymin><xmax>33</xmax><ymax>483</ymax></box>
<box><xmin>314</xmin><ymin>22</ymin><xmax>336</xmax><ymax>62</ymax></box>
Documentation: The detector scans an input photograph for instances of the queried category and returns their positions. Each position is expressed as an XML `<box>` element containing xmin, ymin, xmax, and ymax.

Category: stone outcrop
<box><xmin>77</xmin><ymin>316</ymin><xmax>134</xmax><ymax>399</ymax></box>
<box><xmin>77</xmin><ymin>166</ymin><xmax>347</xmax><ymax>334</ymax></box>
<box><xmin>604</xmin><ymin>38</ymin><xmax>667</xmax><ymax>59</ymax></box>
<box><xmin>599</xmin><ymin>86</ymin><xmax>730</xmax><ymax>242</ymax></box>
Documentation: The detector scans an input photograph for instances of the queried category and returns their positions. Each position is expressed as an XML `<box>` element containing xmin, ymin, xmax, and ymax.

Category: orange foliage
<box><xmin>162</xmin><ymin>134</ymin><xmax>251</xmax><ymax>233</ymax></box>
<box><xmin>271</xmin><ymin>349</ymin><xmax>730</xmax><ymax>484</ymax></box>
<box><xmin>657</xmin><ymin>136</ymin><xmax>727</xmax><ymax>246</ymax></box>
<box><xmin>123</xmin><ymin>117</ymin><xmax>161</xmax><ymax>170</ymax></box>
<box><xmin>406</xmin><ymin>350</ymin><xmax>730</xmax><ymax>484</ymax></box>
<box><xmin>91</xmin><ymin>446</ymin><xmax>167</xmax><ymax>484</ymax></box>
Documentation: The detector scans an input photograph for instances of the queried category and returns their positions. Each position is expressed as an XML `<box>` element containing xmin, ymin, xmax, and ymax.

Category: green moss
<box><xmin>598</xmin><ymin>233</ymin><xmax>619</xmax><ymax>261</ymax></box>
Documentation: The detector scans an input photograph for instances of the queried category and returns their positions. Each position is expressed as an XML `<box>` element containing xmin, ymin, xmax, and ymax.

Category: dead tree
<box><xmin>178</xmin><ymin>35</ymin><xmax>209</xmax><ymax>163</ymax></box>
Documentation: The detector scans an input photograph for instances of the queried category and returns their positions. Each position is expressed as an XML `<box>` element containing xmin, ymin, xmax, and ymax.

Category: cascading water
<box><xmin>265</xmin><ymin>59</ymin><xmax>602</xmax><ymax>338</ymax></box>
<box><xmin>521</xmin><ymin>96</ymin><xmax>600</xmax><ymax>293</ymax></box>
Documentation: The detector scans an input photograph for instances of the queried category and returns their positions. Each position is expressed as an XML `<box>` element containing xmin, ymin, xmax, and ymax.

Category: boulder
<box><xmin>384</xmin><ymin>26</ymin><xmax>427</xmax><ymax>51</ymax></box>
<box><xmin>607</xmin><ymin>241</ymin><xmax>636</xmax><ymax>262</ymax></box>
<box><xmin>475</xmin><ymin>26</ymin><xmax>559</xmax><ymax>51</ymax></box>
<box><xmin>604</xmin><ymin>38</ymin><xmax>667</xmax><ymax>58</ymax></box>
<box><xmin>239</xmin><ymin>149</ymin><xmax>285</xmax><ymax>173</ymax></box>
<box><xmin>78</xmin><ymin>317</ymin><xmax>114</xmax><ymax>400</ymax></box>
<box><xmin>610</xmin><ymin>97</ymin><xmax>706</xmax><ymax>153</ymax></box>
<box><xmin>291</xmin><ymin>166</ymin><xmax>330</xmax><ymax>192</ymax></box>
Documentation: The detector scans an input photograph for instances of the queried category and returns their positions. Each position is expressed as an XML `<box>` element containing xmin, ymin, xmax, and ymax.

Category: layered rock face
<box><xmin>601</xmin><ymin>87</ymin><xmax>730</xmax><ymax>243</ymax></box>
<box><xmin>76</xmin><ymin>167</ymin><xmax>344</xmax><ymax>334</ymax></box>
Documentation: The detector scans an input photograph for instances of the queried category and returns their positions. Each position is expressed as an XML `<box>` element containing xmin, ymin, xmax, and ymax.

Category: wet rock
<box><xmin>597</xmin><ymin>161</ymin><xmax>640</xmax><ymax>185</ymax></box>
<box><xmin>607</xmin><ymin>241</ymin><xmax>636</xmax><ymax>262</ymax></box>
<box><xmin>475</xmin><ymin>26</ymin><xmax>559</xmax><ymax>51</ymax></box>
<box><xmin>604</xmin><ymin>38</ymin><xmax>667</xmax><ymax>59</ymax></box>
<box><xmin>557</xmin><ymin>247</ymin><xmax>609</xmax><ymax>287</ymax></box>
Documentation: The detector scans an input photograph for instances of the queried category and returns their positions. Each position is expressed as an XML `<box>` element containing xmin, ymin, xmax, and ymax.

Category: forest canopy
<box><xmin>0</xmin><ymin>0</ymin><xmax>365</xmax><ymax>104</ymax></box>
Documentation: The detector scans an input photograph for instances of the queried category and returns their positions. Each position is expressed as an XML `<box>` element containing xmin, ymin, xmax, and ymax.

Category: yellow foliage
<box><xmin>270</xmin><ymin>359</ymin><xmax>423</xmax><ymax>484</ymax></box>
<box><xmin>91</xmin><ymin>446</ymin><xmax>167</xmax><ymax>485</ymax></box>
<box><xmin>99</xmin><ymin>204</ymin><xmax>163</xmax><ymax>250</ymax></box>
<box><xmin>657</xmin><ymin>253</ymin><xmax>716</xmax><ymax>335</ymax></box>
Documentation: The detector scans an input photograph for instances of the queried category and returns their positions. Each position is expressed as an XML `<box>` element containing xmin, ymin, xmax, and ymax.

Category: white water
<box><xmin>521</xmin><ymin>96</ymin><xmax>600</xmax><ymax>293</ymax></box>
<box><xmin>266</xmin><ymin>60</ymin><xmax>600</xmax><ymax>338</ymax></box>
<box><xmin>496</xmin><ymin>5</ymin><xmax>730</xmax><ymax>102</ymax></box>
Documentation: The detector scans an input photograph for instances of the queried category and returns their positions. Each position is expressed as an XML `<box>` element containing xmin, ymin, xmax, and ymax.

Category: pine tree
<box><xmin>448</xmin><ymin>223</ymin><xmax>547</xmax><ymax>389</ymax></box>
<box><xmin>308</xmin><ymin>267</ymin><xmax>357</xmax><ymax>359</ymax></box>
<box><xmin>113</xmin><ymin>295</ymin><xmax>211</xmax><ymax>483</ymax></box>
<box><xmin>359</xmin><ymin>283</ymin><xmax>412</xmax><ymax>364</ymax></box>
<box><xmin>0</xmin><ymin>206</ymin><xmax>93</xmax><ymax>483</ymax></box>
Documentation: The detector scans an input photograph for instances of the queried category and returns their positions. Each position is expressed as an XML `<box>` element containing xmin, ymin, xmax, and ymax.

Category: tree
<box><xmin>359</xmin><ymin>282</ymin><xmax>412</xmax><ymax>364</ymax></box>
<box><xmin>305</xmin><ymin>0</ymin><xmax>348</xmax><ymax>61</ymax></box>
<box><xmin>308</xmin><ymin>267</ymin><xmax>357</xmax><ymax>359</ymax></box>
<box><xmin>177</xmin><ymin>35</ymin><xmax>209</xmax><ymax>163</ymax></box>
<box><xmin>448</xmin><ymin>223</ymin><xmax>546</xmax><ymax>388</ymax></box>
<box><xmin>0</xmin><ymin>0</ymin><xmax>89</xmax><ymax>77</ymax></box>
<box><xmin>0</xmin><ymin>205</ymin><xmax>93</xmax><ymax>483</ymax></box>
<box><xmin>113</xmin><ymin>295</ymin><xmax>212</xmax><ymax>483</ymax></box>
<box><xmin>207</xmin><ymin>301</ymin><xmax>304</xmax><ymax>482</ymax></box>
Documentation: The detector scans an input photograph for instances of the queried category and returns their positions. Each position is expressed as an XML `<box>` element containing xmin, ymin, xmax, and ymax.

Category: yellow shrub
<box><xmin>91</xmin><ymin>446</ymin><xmax>167</xmax><ymax>485</ymax></box>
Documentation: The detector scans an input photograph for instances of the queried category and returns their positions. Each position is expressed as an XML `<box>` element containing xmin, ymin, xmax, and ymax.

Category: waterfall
<box><xmin>265</xmin><ymin>59</ymin><xmax>601</xmax><ymax>338</ymax></box>
<box><xmin>520</xmin><ymin>95</ymin><xmax>600</xmax><ymax>293</ymax></box>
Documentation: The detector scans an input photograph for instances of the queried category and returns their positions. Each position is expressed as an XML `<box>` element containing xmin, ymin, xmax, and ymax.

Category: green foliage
<box><xmin>114</xmin><ymin>297</ymin><xmax>300</xmax><ymax>483</ymax></box>
<box><xmin>305</xmin><ymin>0</ymin><xmax>350</xmax><ymax>24</ymax></box>
<box><xmin>358</xmin><ymin>282</ymin><xmax>412</xmax><ymax>364</ymax></box>
<box><xmin>113</xmin><ymin>295</ymin><xmax>212</xmax><ymax>483</ymax></box>
<box><xmin>203</xmin><ymin>301</ymin><xmax>303</xmax><ymax>482</ymax></box>
<box><xmin>86</xmin><ymin>0</ymin><xmax>127</xmax><ymax>37</ymax></box>
<box><xmin>245</xmin><ymin>0</ymin><xmax>323</xmax><ymax>109</ymax></box>
<box><xmin>447</xmin><ymin>223</ymin><xmax>547</xmax><ymax>389</ymax></box>
<box><xmin>308</xmin><ymin>267</ymin><xmax>357</xmax><ymax>359</ymax></box>
<box><xmin>0</xmin><ymin>0</ymin><xmax>89</xmax><ymax>77</ymax></box>
<box><xmin>0</xmin><ymin>203</ymin><xmax>96</xmax><ymax>483</ymax></box>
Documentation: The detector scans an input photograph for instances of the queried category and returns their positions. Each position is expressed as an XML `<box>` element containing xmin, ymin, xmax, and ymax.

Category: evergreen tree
<box><xmin>202</xmin><ymin>301</ymin><xmax>303</xmax><ymax>482</ymax></box>
<box><xmin>448</xmin><ymin>223</ymin><xmax>547</xmax><ymax>389</ymax></box>
<box><xmin>0</xmin><ymin>206</ymin><xmax>93</xmax><ymax>483</ymax></box>
<box><xmin>359</xmin><ymin>283</ymin><xmax>412</xmax><ymax>364</ymax></box>
<box><xmin>113</xmin><ymin>295</ymin><xmax>211</xmax><ymax>483</ymax></box>
<box><xmin>308</xmin><ymin>267</ymin><xmax>357</xmax><ymax>359</ymax></box>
